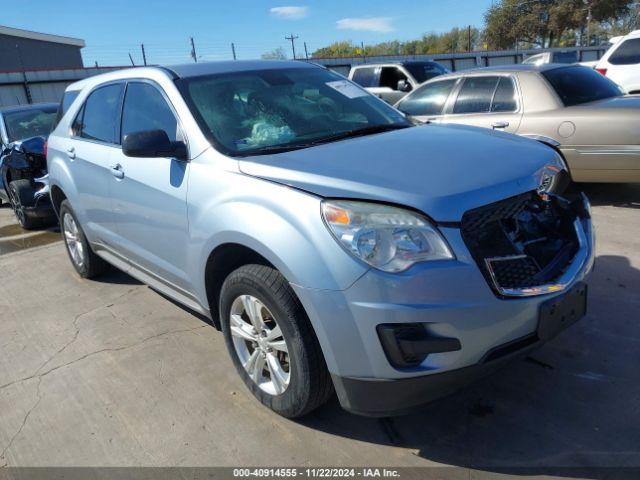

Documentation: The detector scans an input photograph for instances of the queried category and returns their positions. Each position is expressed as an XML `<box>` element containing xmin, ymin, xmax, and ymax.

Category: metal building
<box><xmin>0</xmin><ymin>25</ymin><xmax>85</xmax><ymax>71</ymax></box>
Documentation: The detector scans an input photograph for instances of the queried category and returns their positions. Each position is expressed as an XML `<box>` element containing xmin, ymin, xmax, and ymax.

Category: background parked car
<box><xmin>395</xmin><ymin>64</ymin><xmax>639</xmax><ymax>183</ymax></box>
<box><xmin>0</xmin><ymin>103</ymin><xmax>58</xmax><ymax>228</ymax></box>
<box><xmin>522</xmin><ymin>50</ymin><xmax>578</xmax><ymax>65</ymax></box>
<box><xmin>595</xmin><ymin>29</ymin><xmax>640</xmax><ymax>93</ymax></box>
<box><xmin>348</xmin><ymin>61</ymin><xmax>449</xmax><ymax>104</ymax></box>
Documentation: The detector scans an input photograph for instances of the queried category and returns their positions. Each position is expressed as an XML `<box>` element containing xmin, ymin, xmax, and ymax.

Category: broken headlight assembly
<box><xmin>322</xmin><ymin>200</ymin><xmax>454</xmax><ymax>273</ymax></box>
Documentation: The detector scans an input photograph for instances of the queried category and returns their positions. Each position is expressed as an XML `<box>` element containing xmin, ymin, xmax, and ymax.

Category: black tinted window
<box><xmin>453</xmin><ymin>76</ymin><xmax>499</xmax><ymax>114</ymax></box>
<box><xmin>351</xmin><ymin>68</ymin><xmax>378</xmax><ymax>87</ymax></box>
<box><xmin>397</xmin><ymin>79</ymin><xmax>457</xmax><ymax>116</ymax></box>
<box><xmin>542</xmin><ymin>66</ymin><xmax>622</xmax><ymax>106</ymax></box>
<box><xmin>79</xmin><ymin>84</ymin><xmax>123</xmax><ymax>143</ymax></box>
<box><xmin>379</xmin><ymin>67</ymin><xmax>410</xmax><ymax>90</ymax></box>
<box><xmin>404</xmin><ymin>62</ymin><xmax>448</xmax><ymax>83</ymax></box>
<box><xmin>609</xmin><ymin>38</ymin><xmax>640</xmax><ymax>65</ymax></box>
<box><xmin>491</xmin><ymin>77</ymin><xmax>517</xmax><ymax>112</ymax></box>
<box><xmin>121</xmin><ymin>82</ymin><xmax>178</xmax><ymax>143</ymax></box>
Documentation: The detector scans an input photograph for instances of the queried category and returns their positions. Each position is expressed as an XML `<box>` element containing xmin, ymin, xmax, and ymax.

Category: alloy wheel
<box><xmin>63</xmin><ymin>213</ymin><xmax>85</xmax><ymax>268</ymax></box>
<box><xmin>229</xmin><ymin>294</ymin><xmax>290</xmax><ymax>395</ymax></box>
<box><xmin>8</xmin><ymin>185</ymin><xmax>26</xmax><ymax>226</ymax></box>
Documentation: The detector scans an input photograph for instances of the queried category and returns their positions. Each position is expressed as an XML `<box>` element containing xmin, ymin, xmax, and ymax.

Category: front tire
<box><xmin>219</xmin><ymin>264</ymin><xmax>333</xmax><ymax>418</ymax></box>
<box><xmin>59</xmin><ymin>200</ymin><xmax>109</xmax><ymax>279</ymax></box>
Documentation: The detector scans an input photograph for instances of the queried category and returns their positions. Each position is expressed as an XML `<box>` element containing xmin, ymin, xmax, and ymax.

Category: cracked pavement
<box><xmin>0</xmin><ymin>184</ymin><xmax>639</xmax><ymax>474</ymax></box>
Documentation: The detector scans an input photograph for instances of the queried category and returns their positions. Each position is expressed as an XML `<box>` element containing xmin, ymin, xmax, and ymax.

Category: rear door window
<box><xmin>121</xmin><ymin>82</ymin><xmax>179</xmax><ymax>143</ymax></box>
<box><xmin>453</xmin><ymin>76</ymin><xmax>500</xmax><ymax>114</ymax></box>
<box><xmin>351</xmin><ymin>67</ymin><xmax>379</xmax><ymax>88</ymax></box>
<box><xmin>491</xmin><ymin>77</ymin><xmax>518</xmax><ymax>112</ymax></box>
<box><xmin>76</xmin><ymin>83</ymin><xmax>123</xmax><ymax>144</ymax></box>
<box><xmin>608</xmin><ymin>38</ymin><xmax>640</xmax><ymax>65</ymax></box>
<box><xmin>396</xmin><ymin>79</ymin><xmax>457</xmax><ymax>116</ymax></box>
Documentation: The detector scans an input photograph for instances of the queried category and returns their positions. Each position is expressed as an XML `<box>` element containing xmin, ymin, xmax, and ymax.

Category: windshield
<box><xmin>4</xmin><ymin>106</ymin><xmax>57</xmax><ymax>142</ymax></box>
<box><xmin>542</xmin><ymin>66</ymin><xmax>623</xmax><ymax>106</ymax></box>
<box><xmin>404</xmin><ymin>62</ymin><xmax>448</xmax><ymax>83</ymax></box>
<box><xmin>178</xmin><ymin>67</ymin><xmax>410</xmax><ymax>156</ymax></box>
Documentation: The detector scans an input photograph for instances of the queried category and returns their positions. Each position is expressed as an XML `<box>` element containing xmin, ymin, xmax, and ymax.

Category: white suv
<box><xmin>595</xmin><ymin>30</ymin><xmax>640</xmax><ymax>94</ymax></box>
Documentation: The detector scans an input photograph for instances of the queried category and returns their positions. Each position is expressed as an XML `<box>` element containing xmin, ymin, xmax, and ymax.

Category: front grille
<box><xmin>461</xmin><ymin>191</ymin><xmax>584</xmax><ymax>297</ymax></box>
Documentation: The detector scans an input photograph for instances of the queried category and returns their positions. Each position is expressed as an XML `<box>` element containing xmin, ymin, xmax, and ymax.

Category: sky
<box><xmin>9</xmin><ymin>0</ymin><xmax>494</xmax><ymax>66</ymax></box>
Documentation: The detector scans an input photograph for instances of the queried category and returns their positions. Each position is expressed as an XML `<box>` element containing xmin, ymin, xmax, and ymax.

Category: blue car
<box><xmin>47</xmin><ymin>61</ymin><xmax>594</xmax><ymax>417</ymax></box>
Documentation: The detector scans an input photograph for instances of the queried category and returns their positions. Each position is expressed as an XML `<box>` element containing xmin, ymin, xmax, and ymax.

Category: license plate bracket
<box><xmin>537</xmin><ymin>283</ymin><xmax>587</xmax><ymax>342</ymax></box>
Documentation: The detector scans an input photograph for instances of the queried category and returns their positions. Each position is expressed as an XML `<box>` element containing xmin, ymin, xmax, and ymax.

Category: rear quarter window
<box><xmin>608</xmin><ymin>38</ymin><xmax>640</xmax><ymax>65</ymax></box>
<box><xmin>52</xmin><ymin>90</ymin><xmax>80</xmax><ymax>130</ymax></box>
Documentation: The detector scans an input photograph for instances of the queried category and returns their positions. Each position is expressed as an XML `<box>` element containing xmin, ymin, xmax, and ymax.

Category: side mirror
<box><xmin>122</xmin><ymin>129</ymin><xmax>188</xmax><ymax>160</ymax></box>
<box><xmin>397</xmin><ymin>79</ymin><xmax>412</xmax><ymax>92</ymax></box>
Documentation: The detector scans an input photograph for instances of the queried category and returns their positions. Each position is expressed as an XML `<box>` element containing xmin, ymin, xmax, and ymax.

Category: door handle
<box><xmin>110</xmin><ymin>163</ymin><xmax>125</xmax><ymax>179</ymax></box>
<box><xmin>66</xmin><ymin>147</ymin><xmax>76</xmax><ymax>159</ymax></box>
<box><xmin>492</xmin><ymin>121</ymin><xmax>510</xmax><ymax>129</ymax></box>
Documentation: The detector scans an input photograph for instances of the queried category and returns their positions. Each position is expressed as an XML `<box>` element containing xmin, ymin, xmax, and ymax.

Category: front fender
<box><xmin>187</xmin><ymin>165</ymin><xmax>368</xmax><ymax>307</ymax></box>
<box><xmin>47</xmin><ymin>155</ymin><xmax>82</xmax><ymax>218</ymax></box>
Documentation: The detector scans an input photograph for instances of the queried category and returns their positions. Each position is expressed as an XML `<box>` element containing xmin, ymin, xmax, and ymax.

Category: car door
<box><xmin>66</xmin><ymin>82</ymin><xmax>124</xmax><ymax>245</ymax></box>
<box><xmin>368</xmin><ymin>66</ymin><xmax>413</xmax><ymax>104</ymax></box>
<box><xmin>108</xmin><ymin>80</ymin><xmax>191</xmax><ymax>293</ymax></box>
<box><xmin>395</xmin><ymin>78</ymin><xmax>459</xmax><ymax>124</ymax></box>
<box><xmin>441</xmin><ymin>75</ymin><xmax>522</xmax><ymax>133</ymax></box>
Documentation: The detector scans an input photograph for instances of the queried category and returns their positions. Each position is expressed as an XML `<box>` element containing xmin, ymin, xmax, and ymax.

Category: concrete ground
<box><xmin>0</xmin><ymin>184</ymin><xmax>639</xmax><ymax>476</ymax></box>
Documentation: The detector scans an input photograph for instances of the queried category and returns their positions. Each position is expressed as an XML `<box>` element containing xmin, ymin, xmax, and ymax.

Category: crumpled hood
<box><xmin>238</xmin><ymin>124</ymin><xmax>561</xmax><ymax>222</ymax></box>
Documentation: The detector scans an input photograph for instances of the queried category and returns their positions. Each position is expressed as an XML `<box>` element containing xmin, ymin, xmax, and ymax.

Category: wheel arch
<box><xmin>50</xmin><ymin>184</ymin><xmax>68</xmax><ymax>217</ymax></box>
<box><xmin>204</xmin><ymin>242</ymin><xmax>277</xmax><ymax>330</ymax></box>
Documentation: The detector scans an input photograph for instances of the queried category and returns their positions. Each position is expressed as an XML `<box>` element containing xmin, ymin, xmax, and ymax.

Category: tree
<box><xmin>261</xmin><ymin>47</ymin><xmax>287</xmax><ymax>60</ymax></box>
<box><xmin>311</xmin><ymin>27</ymin><xmax>481</xmax><ymax>58</ymax></box>
<box><xmin>484</xmin><ymin>0</ymin><xmax>636</xmax><ymax>50</ymax></box>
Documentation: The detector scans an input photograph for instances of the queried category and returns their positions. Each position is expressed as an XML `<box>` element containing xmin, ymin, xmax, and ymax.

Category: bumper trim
<box><xmin>332</xmin><ymin>338</ymin><xmax>540</xmax><ymax>417</ymax></box>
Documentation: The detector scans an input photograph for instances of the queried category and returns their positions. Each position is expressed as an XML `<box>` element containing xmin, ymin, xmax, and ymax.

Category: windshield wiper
<box><xmin>239</xmin><ymin>124</ymin><xmax>411</xmax><ymax>157</ymax></box>
<box><xmin>306</xmin><ymin>123</ymin><xmax>410</xmax><ymax>147</ymax></box>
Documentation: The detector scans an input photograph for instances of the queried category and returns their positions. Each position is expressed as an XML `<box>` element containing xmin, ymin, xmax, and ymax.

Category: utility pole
<box><xmin>190</xmin><ymin>37</ymin><xmax>198</xmax><ymax>62</ymax></box>
<box><xmin>231</xmin><ymin>42</ymin><xmax>237</xmax><ymax>60</ymax></box>
<box><xmin>361</xmin><ymin>41</ymin><xmax>366</xmax><ymax>63</ymax></box>
<box><xmin>304</xmin><ymin>42</ymin><xmax>309</xmax><ymax>60</ymax></box>
<box><xmin>128</xmin><ymin>53</ymin><xmax>136</xmax><ymax>66</ymax></box>
<box><xmin>285</xmin><ymin>33</ymin><xmax>299</xmax><ymax>59</ymax></box>
<box><xmin>141</xmin><ymin>43</ymin><xmax>147</xmax><ymax>66</ymax></box>
<box><xmin>468</xmin><ymin>25</ymin><xmax>472</xmax><ymax>52</ymax></box>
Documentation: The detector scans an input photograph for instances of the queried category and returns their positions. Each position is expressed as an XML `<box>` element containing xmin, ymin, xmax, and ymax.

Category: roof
<box><xmin>0</xmin><ymin>102</ymin><xmax>58</xmax><ymax>114</ymax></box>
<box><xmin>166</xmin><ymin>60</ymin><xmax>318</xmax><ymax>78</ymax></box>
<box><xmin>431</xmin><ymin>63</ymin><xmax>577</xmax><ymax>80</ymax></box>
<box><xmin>0</xmin><ymin>25</ymin><xmax>85</xmax><ymax>48</ymax></box>
<box><xmin>352</xmin><ymin>60</ymin><xmax>440</xmax><ymax>68</ymax></box>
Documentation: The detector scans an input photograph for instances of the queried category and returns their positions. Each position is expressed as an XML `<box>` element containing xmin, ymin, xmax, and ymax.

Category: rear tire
<box><xmin>219</xmin><ymin>264</ymin><xmax>333</xmax><ymax>418</ymax></box>
<box><xmin>8</xmin><ymin>179</ymin><xmax>41</xmax><ymax>230</ymax></box>
<box><xmin>59</xmin><ymin>200</ymin><xmax>109</xmax><ymax>279</ymax></box>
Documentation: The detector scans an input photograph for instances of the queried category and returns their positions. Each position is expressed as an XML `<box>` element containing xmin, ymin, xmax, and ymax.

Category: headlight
<box><xmin>321</xmin><ymin>200</ymin><xmax>454</xmax><ymax>273</ymax></box>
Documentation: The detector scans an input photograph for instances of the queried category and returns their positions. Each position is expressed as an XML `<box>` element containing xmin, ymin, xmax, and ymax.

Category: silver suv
<box><xmin>47</xmin><ymin>61</ymin><xmax>594</xmax><ymax>417</ymax></box>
